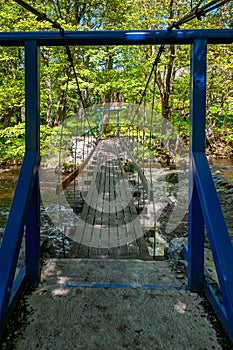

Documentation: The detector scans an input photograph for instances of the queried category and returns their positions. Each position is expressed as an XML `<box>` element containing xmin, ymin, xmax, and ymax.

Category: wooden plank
<box><xmin>78</xmin><ymin>140</ymin><xmax>110</xmax><ymax>253</ymax></box>
<box><xmin>89</xmin><ymin>152</ymin><xmax>107</xmax><ymax>256</ymax></box>
<box><xmin>119</xmin><ymin>138</ymin><xmax>149</xmax><ymax>194</ymax></box>
<box><xmin>56</xmin><ymin>167</ymin><xmax>80</xmax><ymax>195</ymax></box>
<box><xmin>69</xmin><ymin>139</ymin><xmax>149</xmax><ymax>259</ymax></box>
<box><xmin>73</xmin><ymin>145</ymin><xmax>105</xmax><ymax>257</ymax></box>
<box><xmin>103</xmin><ymin>141</ymin><xmax>127</xmax><ymax>257</ymax></box>
<box><xmin>114</xmin><ymin>139</ymin><xmax>149</xmax><ymax>258</ymax></box>
<box><xmin>88</xmin><ymin>140</ymin><xmax>127</xmax><ymax>254</ymax></box>
<box><xmin>112</xmin><ymin>141</ymin><xmax>132</xmax><ymax>255</ymax></box>
<box><xmin>56</xmin><ymin>139</ymin><xmax>99</xmax><ymax>195</ymax></box>
<box><xmin>78</xmin><ymin>154</ymin><xmax>104</xmax><ymax>251</ymax></box>
<box><xmin>108</xmin><ymin>152</ymin><xmax>119</xmax><ymax>252</ymax></box>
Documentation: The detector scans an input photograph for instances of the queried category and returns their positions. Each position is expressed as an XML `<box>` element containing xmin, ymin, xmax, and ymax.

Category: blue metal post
<box><xmin>24</xmin><ymin>41</ymin><xmax>40</xmax><ymax>287</ymax></box>
<box><xmin>188</xmin><ymin>38</ymin><xmax>207</xmax><ymax>292</ymax></box>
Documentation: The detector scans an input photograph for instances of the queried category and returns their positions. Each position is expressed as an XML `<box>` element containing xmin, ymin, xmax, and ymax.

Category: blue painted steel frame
<box><xmin>188</xmin><ymin>38</ymin><xmax>233</xmax><ymax>340</ymax></box>
<box><xmin>193</xmin><ymin>152</ymin><xmax>233</xmax><ymax>336</ymax></box>
<box><xmin>0</xmin><ymin>41</ymin><xmax>40</xmax><ymax>337</ymax></box>
<box><xmin>188</xmin><ymin>39</ymin><xmax>207</xmax><ymax>292</ymax></box>
<box><xmin>24</xmin><ymin>41</ymin><xmax>40</xmax><ymax>287</ymax></box>
<box><xmin>0</xmin><ymin>29</ymin><xmax>232</xmax><ymax>341</ymax></box>
<box><xmin>0</xmin><ymin>29</ymin><xmax>232</xmax><ymax>46</ymax></box>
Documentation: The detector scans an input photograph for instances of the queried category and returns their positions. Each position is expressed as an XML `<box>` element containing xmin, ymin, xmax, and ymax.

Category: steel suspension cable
<box><xmin>136</xmin><ymin>45</ymin><xmax>165</xmax><ymax>115</ymax></box>
<box><xmin>124</xmin><ymin>0</ymin><xmax>232</xmax><ymax>258</ymax></box>
<box><xmin>57</xmin><ymin>66</ymin><xmax>72</xmax><ymax>258</ymax></box>
<box><xmin>12</xmin><ymin>0</ymin><xmax>63</xmax><ymax>30</ymax></box>
<box><xmin>127</xmin><ymin>0</ymin><xmax>232</xmax><ymax>132</ymax></box>
<box><xmin>13</xmin><ymin>0</ymin><xmax>231</xmax><ymax>139</ymax></box>
<box><xmin>126</xmin><ymin>45</ymin><xmax>165</xmax><ymax>133</ymax></box>
<box><xmin>13</xmin><ymin>0</ymin><xmax>97</xmax><ymax>140</ymax></box>
<box><xmin>169</xmin><ymin>0</ymin><xmax>232</xmax><ymax>29</ymax></box>
<box><xmin>149</xmin><ymin>71</ymin><xmax>159</xmax><ymax>259</ymax></box>
<box><xmin>65</xmin><ymin>46</ymin><xmax>96</xmax><ymax>139</ymax></box>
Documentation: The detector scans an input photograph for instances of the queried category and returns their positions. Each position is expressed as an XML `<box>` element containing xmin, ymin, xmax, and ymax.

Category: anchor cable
<box><xmin>12</xmin><ymin>0</ymin><xmax>96</xmax><ymax>139</ymax></box>
<box><xmin>12</xmin><ymin>0</ymin><xmax>63</xmax><ymax>31</ymax></box>
<box><xmin>127</xmin><ymin>0</ymin><xmax>232</xmax><ymax>132</ymax></box>
<box><xmin>57</xmin><ymin>66</ymin><xmax>72</xmax><ymax>257</ymax></box>
<box><xmin>169</xmin><ymin>0</ymin><xmax>231</xmax><ymax>29</ymax></box>
<box><xmin>124</xmin><ymin>0</ymin><xmax>231</xmax><ymax>258</ymax></box>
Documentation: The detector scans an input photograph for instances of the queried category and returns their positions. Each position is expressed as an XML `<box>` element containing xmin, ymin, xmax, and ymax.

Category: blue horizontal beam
<box><xmin>0</xmin><ymin>29</ymin><xmax>232</xmax><ymax>46</ymax></box>
<box><xmin>39</xmin><ymin>281</ymin><xmax>188</xmax><ymax>291</ymax></box>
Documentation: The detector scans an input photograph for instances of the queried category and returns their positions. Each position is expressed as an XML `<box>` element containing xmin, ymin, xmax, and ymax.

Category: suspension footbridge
<box><xmin>64</xmin><ymin>139</ymin><xmax>148</xmax><ymax>258</ymax></box>
<box><xmin>0</xmin><ymin>28</ymin><xmax>233</xmax><ymax>348</ymax></box>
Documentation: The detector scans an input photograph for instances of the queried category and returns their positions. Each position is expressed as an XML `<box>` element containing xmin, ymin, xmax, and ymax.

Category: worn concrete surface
<box><xmin>13</xmin><ymin>259</ymin><xmax>222</xmax><ymax>350</ymax></box>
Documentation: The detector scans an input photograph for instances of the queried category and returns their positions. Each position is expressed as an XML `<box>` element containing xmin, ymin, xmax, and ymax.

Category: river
<box><xmin>0</xmin><ymin>159</ymin><xmax>233</xmax><ymax>256</ymax></box>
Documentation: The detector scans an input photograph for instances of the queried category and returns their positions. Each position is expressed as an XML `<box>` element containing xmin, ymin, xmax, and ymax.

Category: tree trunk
<box><xmin>103</xmin><ymin>46</ymin><xmax>113</xmax><ymax>103</ymax></box>
<box><xmin>14</xmin><ymin>106</ymin><xmax>22</xmax><ymax>124</ymax></box>
<box><xmin>3</xmin><ymin>108</ymin><xmax>12</xmax><ymax>128</ymax></box>
<box><xmin>78</xmin><ymin>89</ymin><xmax>88</xmax><ymax>121</ymax></box>
<box><xmin>55</xmin><ymin>90</ymin><xmax>65</xmax><ymax>126</ymax></box>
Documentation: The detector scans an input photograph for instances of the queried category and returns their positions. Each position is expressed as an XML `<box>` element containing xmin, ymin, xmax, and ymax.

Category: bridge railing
<box><xmin>0</xmin><ymin>41</ymin><xmax>40</xmax><ymax>338</ymax></box>
<box><xmin>0</xmin><ymin>30</ymin><xmax>232</xmax><ymax>341</ymax></box>
<box><xmin>185</xmin><ymin>38</ymin><xmax>233</xmax><ymax>339</ymax></box>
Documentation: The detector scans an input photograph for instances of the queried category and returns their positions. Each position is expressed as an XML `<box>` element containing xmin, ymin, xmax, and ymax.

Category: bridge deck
<box><xmin>66</xmin><ymin>139</ymin><xmax>150</xmax><ymax>259</ymax></box>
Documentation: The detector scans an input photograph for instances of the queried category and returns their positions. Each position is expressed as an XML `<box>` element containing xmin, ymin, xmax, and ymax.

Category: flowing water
<box><xmin>0</xmin><ymin>166</ymin><xmax>19</xmax><ymax>234</ymax></box>
<box><xmin>1</xmin><ymin>158</ymin><xmax>232</xmax><ymax>350</ymax></box>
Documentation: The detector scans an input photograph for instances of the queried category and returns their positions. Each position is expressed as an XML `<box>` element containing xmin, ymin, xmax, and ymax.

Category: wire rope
<box><xmin>13</xmin><ymin>0</ymin><xmax>231</xmax><ymax>140</ymax></box>
<box><xmin>169</xmin><ymin>0</ymin><xmax>231</xmax><ymax>28</ymax></box>
<box><xmin>149</xmin><ymin>71</ymin><xmax>159</xmax><ymax>260</ymax></box>
<box><xmin>13</xmin><ymin>0</ymin><xmax>232</xmax><ymax>260</ymax></box>
<box><xmin>126</xmin><ymin>45</ymin><xmax>165</xmax><ymax>133</ymax></box>
<box><xmin>126</xmin><ymin>0</ymin><xmax>232</xmax><ymax>133</ymax></box>
<box><xmin>13</xmin><ymin>0</ymin><xmax>97</xmax><ymax>141</ymax></box>
<box><xmin>123</xmin><ymin>0</ymin><xmax>231</xmax><ymax>259</ymax></box>
<box><xmin>13</xmin><ymin>0</ymin><xmax>100</xmax><ymax>257</ymax></box>
<box><xmin>12</xmin><ymin>0</ymin><xmax>63</xmax><ymax>30</ymax></box>
<box><xmin>65</xmin><ymin>47</ymin><xmax>96</xmax><ymax>139</ymax></box>
<box><xmin>57</xmin><ymin>66</ymin><xmax>72</xmax><ymax>257</ymax></box>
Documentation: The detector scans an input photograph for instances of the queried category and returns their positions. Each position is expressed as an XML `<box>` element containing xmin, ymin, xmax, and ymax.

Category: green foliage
<box><xmin>124</xmin><ymin>161</ymin><xmax>135</xmax><ymax>173</ymax></box>
<box><xmin>0</xmin><ymin>123</ymin><xmax>54</xmax><ymax>165</ymax></box>
<box><xmin>102</xmin><ymin>123</ymin><xmax>116</xmax><ymax>137</ymax></box>
<box><xmin>225</xmin><ymin>130</ymin><xmax>233</xmax><ymax>147</ymax></box>
<box><xmin>0</xmin><ymin>0</ymin><xmax>232</xmax><ymax>163</ymax></box>
<box><xmin>40</xmin><ymin>124</ymin><xmax>54</xmax><ymax>153</ymax></box>
<box><xmin>0</xmin><ymin>123</ymin><xmax>25</xmax><ymax>164</ymax></box>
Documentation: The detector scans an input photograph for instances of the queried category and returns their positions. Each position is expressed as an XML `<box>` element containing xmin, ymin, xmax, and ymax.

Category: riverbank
<box><xmin>1</xmin><ymin>157</ymin><xmax>232</xmax><ymax>253</ymax></box>
<box><xmin>1</xmin><ymin>158</ymin><xmax>233</xmax><ymax>349</ymax></box>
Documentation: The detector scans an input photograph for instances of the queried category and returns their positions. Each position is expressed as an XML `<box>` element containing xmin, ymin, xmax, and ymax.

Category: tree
<box><xmin>0</xmin><ymin>0</ymin><xmax>232</xmax><ymax>153</ymax></box>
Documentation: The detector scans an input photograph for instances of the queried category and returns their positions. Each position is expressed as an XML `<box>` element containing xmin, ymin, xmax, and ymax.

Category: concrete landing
<box><xmin>13</xmin><ymin>259</ymin><xmax>222</xmax><ymax>350</ymax></box>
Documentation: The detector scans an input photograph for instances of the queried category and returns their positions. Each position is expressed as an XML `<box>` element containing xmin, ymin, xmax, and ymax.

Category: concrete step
<box><xmin>12</xmin><ymin>259</ymin><xmax>222</xmax><ymax>350</ymax></box>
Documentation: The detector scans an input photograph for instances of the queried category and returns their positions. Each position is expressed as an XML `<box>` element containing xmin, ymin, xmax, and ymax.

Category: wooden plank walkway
<box><xmin>66</xmin><ymin>139</ymin><xmax>150</xmax><ymax>259</ymax></box>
